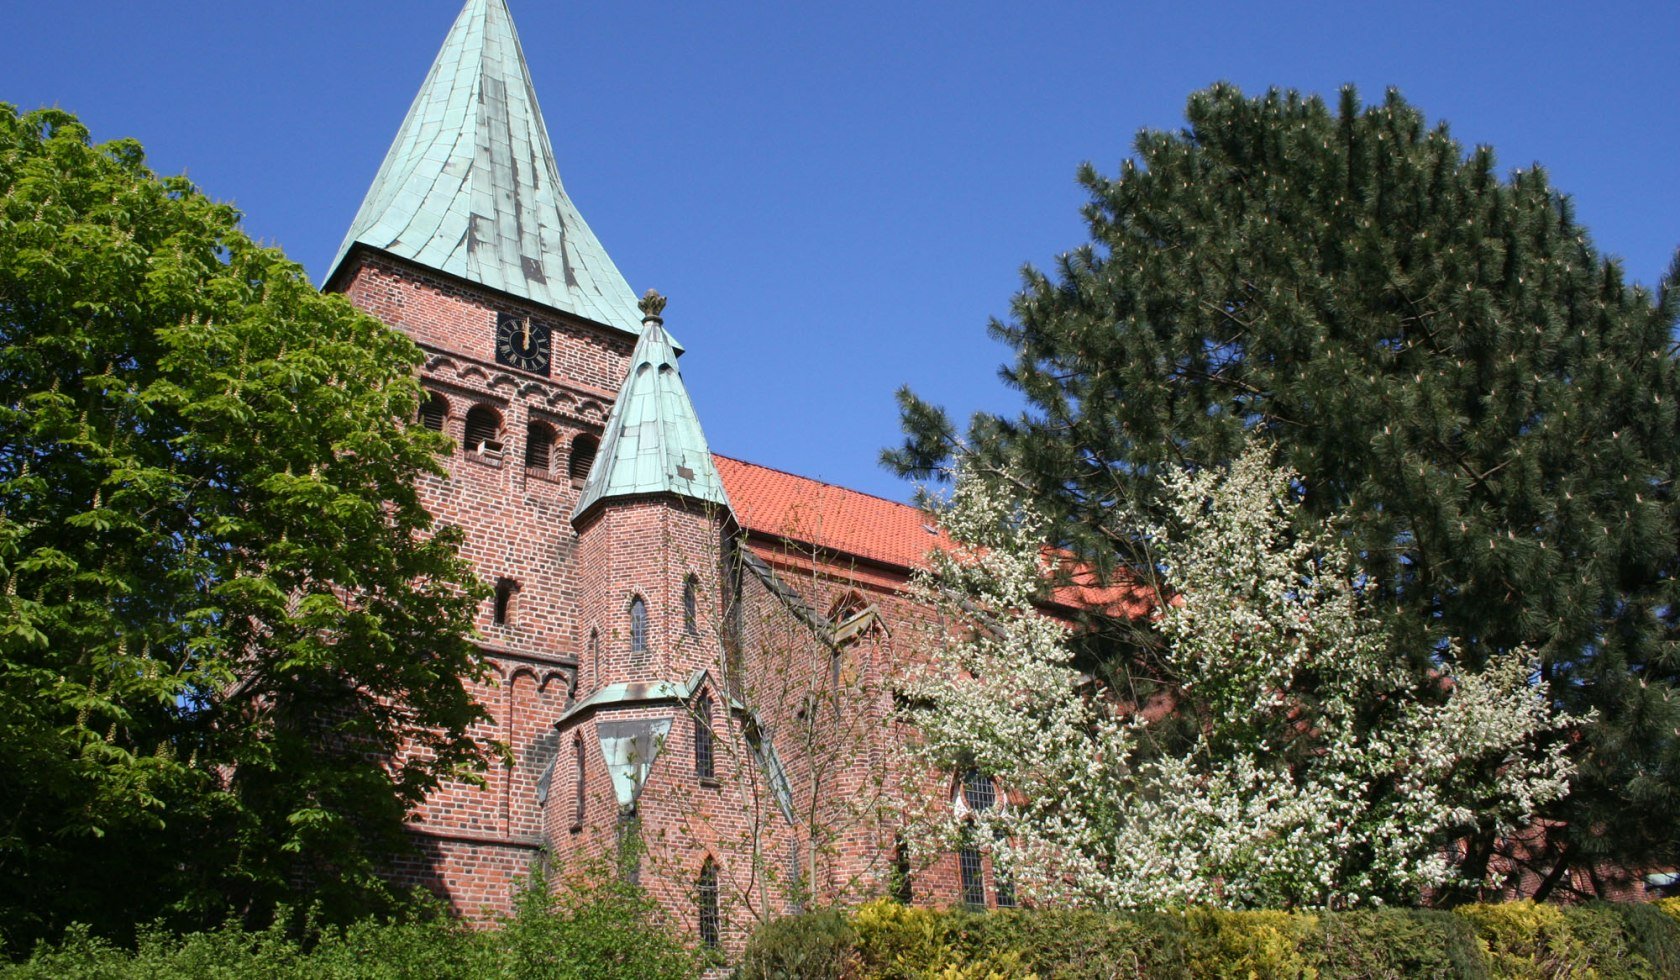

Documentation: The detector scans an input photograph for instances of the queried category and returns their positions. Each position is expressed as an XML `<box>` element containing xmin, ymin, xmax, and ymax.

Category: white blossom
<box><xmin>898</xmin><ymin>442</ymin><xmax>1577</xmax><ymax>909</ymax></box>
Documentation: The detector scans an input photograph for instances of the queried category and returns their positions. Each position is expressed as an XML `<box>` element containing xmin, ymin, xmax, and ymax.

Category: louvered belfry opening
<box><xmin>525</xmin><ymin>421</ymin><xmax>553</xmax><ymax>471</ymax></box>
<box><xmin>463</xmin><ymin>404</ymin><xmax>502</xmax><ymax>454</ymax></box>
<box><xmin>569</xmin><ymin>433</ymin><xmax>598</xmax><ymax>487</ymax></box>
<box><xmin>418</xmin><ymin>391</ymin><xmax>449</xmax><ymax>432</ymax></box>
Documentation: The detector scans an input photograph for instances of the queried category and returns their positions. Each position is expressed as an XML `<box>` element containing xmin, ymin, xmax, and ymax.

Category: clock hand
<box><xmin>522</xmin><ymin>317</ymin><xmax>531</xmax><ymax>351</ymax></box>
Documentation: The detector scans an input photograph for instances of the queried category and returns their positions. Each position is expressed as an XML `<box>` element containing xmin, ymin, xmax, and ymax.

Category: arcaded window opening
<box><xmin>697</xmin><ymin>858</ymin><xmax>720</xmax><ymax>948</ymax></box>
<box><xmin>525</xmin><ymin>421</ymin><xmax>554</xmax><ymax>471</ymax></box>
<box><xmin>462</xmin><ymin>404</ymin><xmax>503</xmax><ymax>455</ymax></box>
<box><xmin>683</xmin><ymin>576</ymin><xmax>699</xmax><ymax>636</ymax></box>
<box><xmin>418</xmin><ymin>391</ymin><xmax>449</xmax><ymax>432</ymax></box>
<box><xmin>569</xmin><ymin>433</ymin><xmax>599</xmax><ymax>487</ymax></box>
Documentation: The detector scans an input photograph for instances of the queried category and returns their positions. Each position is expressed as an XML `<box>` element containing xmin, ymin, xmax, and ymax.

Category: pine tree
<box><xmin>887</xmin><ymin>84</ymin><xmax>1680</xmax><ymax>894</ymax></box>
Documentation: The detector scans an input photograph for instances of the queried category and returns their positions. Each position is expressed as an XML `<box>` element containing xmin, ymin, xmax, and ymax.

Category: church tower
<box><xmin>325</xmin><ymin>0</ymin><xmax>775</xmax><ymax>946</ymax></box>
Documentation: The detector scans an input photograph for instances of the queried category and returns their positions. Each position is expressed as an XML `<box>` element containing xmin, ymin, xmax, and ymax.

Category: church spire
<box><xmin>328</xmin><ymin>0</ymin><xmax>642</xmax><ymax>335</ymax></box>
<box><xmin>573</xmin><ymin>291</ymin><xmax>731</xmax><ymax>524</ymax></box>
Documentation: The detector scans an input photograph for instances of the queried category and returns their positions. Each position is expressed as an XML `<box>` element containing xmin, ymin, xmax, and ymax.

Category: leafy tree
<box><xmin>0</xmin><ymin>105</ymin><xmax>487</xmax><ymax>950</ymax></box>
<box><xmin>887</xmin><ymin>84</ymin><xmax>1680</xmax><ymax>893</ymax></box>
<box><xmin>900</xmin><ymin>446</ymin><xmax>1573</xmax><ymax>909</ymax></box>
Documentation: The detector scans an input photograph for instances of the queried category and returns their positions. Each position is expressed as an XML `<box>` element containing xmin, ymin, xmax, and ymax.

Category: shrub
<box><xmin>1313</xmin><ymin>909</ymin><xmax>1489</xmax><ymax>979</ymax></box>
<box><xmin>1457</xmin><ymin>901</ymin><xmax>1581</xmax><ymax>979</ymax></box>
<box><xmin>1183</xmin><ymin>909</ymin><xmax>1320</xmax><ymax>980</ymax></box>
<box><xmin>1558</xmin><ymin>903</ymin><xmax>1650</xmax><ymax>980</ymax></box>
<box><xmin>736</xmin><ymin>908</ymin><xmax>856</xmax><ymax>980</ymax></box>
<box><xmin>946</xmin><ymin>908</ymin><xmax>1186</xmax><ymax>979</ymax></box>
<box><xmin>3</xmin><ymin>865</ymin><xmax>696</xmax><ymax>979</ymax></box>
<box><xmin>850</xmin><ymin>901</ymin><xmax>956</xmax><ymax>979</ymax></box>
<box><xmin>486</xmin><ymin>865</ymin><xmax>698</xmax><ymax>980</ymax></box>
<box><xmin>1607</xmin><ymin>903</ymin><xmax>1680</xmax><ymax>979</ymax></box>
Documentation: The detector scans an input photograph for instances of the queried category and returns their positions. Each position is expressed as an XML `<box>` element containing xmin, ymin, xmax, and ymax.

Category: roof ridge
<box><xmin>711</xmin><ymin>452</ymin><xmax>926</xmax><ymax>513</ymax></box>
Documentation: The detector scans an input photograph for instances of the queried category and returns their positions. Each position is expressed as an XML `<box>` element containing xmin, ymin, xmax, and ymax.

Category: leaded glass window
<box><xmin>698</xmin><ymin>859</ymin><xmax>720</xmax><ymax>947</ymax></box>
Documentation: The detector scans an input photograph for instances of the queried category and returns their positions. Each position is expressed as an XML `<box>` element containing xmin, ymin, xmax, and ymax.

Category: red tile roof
<box><xmin>713</xmin><ymin>454</ymin><xmax>1152</xmax><ymax>618</ymax></box>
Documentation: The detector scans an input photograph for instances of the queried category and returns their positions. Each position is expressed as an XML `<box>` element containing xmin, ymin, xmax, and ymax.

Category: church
<box><xmin>320</xmin><ymin>0</ymin><xmax>1132</xmax><ymax>951</ymax></box>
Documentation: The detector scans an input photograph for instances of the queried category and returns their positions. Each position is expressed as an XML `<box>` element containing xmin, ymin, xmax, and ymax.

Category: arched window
<box><xmin>994</xmin><ymin>827</ymin><xmax>1015</xmax><ymax>908</ymax></box>
<box><xmin>958</xmin><ymin>842</ymin><xmax>985</xmax><ymax>907</ymax></box>
<box><xmin>892</xmin><ymin>835</ymin><xmax>913</xmax><ymax>905</ymax></box>
<box><xmin>569</xmin><ymin>433</ymin><xmax>599</xmax><ymax>487</ymax></box>
<box><xmin>418</xmin><ymin>391</ymin><xmax>448</xmax><ymax>432</ymax></box>
<box><xmin>589</xmin><ymin>628</ymin><xmax>600</xmax><ymax>687</ymax></box>
<box><xmin>683</xmin><ymin>576</ymin><xmax>699</xmax><ymax>636</ymax></box>
<box><xmin>956</xmin><ymin>770</ymin><xmax>997</xmax><ymax>908</ymax></box>
<box><xmin>694</xmin><ymin>693</ymin><xmax>714</xmax><ymax>781</ymax></box>
<box><xmin>629</xmin><ymin>596</ymin><xmax>648</xmax><ymax>659</ymax></box>
<box><xmin>697</xmin><ymin>858</ymin><xmax>720</xmax><ymax>948</ymax></box>
<box><xmin>572</xmin><ymin>734</ymin><xmax>586</xmax><ymax>831</ymax></box>
<box><xmin>961</xmin><ymin>769</ymin><xmax>996</xmax><ymax>814</ymax></box>
<box><xmin>525</xmin><ymin>421</ymin><xmax>554</xmax><ymax>471</ymax></box>
<box><xmin>463</xmin><ymin>404</ymin><xmax>502</xmax><ymax>455</ymax></box>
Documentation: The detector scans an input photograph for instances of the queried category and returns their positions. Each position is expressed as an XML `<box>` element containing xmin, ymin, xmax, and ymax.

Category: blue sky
<box><xmin>4</xmin><ymin>1</ymin><xmax>1675</xmax><ymax>502</ymax></box>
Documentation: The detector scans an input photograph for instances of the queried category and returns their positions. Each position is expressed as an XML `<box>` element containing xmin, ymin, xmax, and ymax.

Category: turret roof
<box><xmin>573</xmin><ymin>297</ymin><xmax>731</xmax><ymax>522</ymax></box>
<box><xmin>328</xmin><ymin>0</ymin><xmax>642</xmax><ymax>335</ymax></box>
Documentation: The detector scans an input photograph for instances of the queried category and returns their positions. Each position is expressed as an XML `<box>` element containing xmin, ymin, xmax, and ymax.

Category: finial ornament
<box><xmin>638</xmin><ymin>289</ymin><xmax>667</xmax><ymax>325</ymax></box>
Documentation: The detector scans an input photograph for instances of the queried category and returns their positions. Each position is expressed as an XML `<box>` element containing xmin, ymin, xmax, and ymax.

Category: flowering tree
<box><xmin>899</xmin><ymin>442</ymin><xmax>1577</xmax><ymax>909</ymax></box>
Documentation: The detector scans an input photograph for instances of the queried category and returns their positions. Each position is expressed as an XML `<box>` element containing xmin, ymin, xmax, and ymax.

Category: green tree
<box><xmin>0</xmin><ymin>106</ymin><xmax>488</xmax><ymax>950</ymax></box>
<box><xmin>887</xmin><ymin>84</ymin><xmax>1680</xmax><ymax>896</ymax></box>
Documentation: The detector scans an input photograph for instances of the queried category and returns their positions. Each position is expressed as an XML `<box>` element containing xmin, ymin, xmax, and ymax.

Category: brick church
<box><xmin>321</xmin><ymin>0</ymin><xmax>1130</xmax><ymax>951</ymax></box>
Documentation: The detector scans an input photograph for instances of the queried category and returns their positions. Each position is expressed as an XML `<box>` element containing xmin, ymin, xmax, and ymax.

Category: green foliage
<box><xmin>486</xmin><ymin>864</ymin><xmax>699</xmax><ymax>980</ymax></box>
<box><xmin>736</xmin><ymin>908</ymin><xmax>856</xmax><ymax>980</ymax></box>
<box><xmin>3</xmin><ymin>867</ymin><xmax>698</xmax><ymax>978</ymax></box>
<box><xmin>1658</xmin><ymin>897</ymin><xmax>1680</xmax><ymax>924</ymax></box>
<box><xmin>1556</xmin><ymin>905</ymin><xmax>1645</xmax><ymax>979</ymax></box>
<box><xmin>1316</xmin><ymin>909</ymin><xmax>1489</xmax><ymax>978</ymax></box>
<box><xmin>1182</xmin><ymin>909</ymin><xmax>1319</xmax><ymax>979</ymax></box>
<box><xmin>2</xmin><ymin>911</ymin><xmax>479</xmax><ymax>979</ymax></box>
<box><xmin>946</xmin><ymin>907</ymin><xmax>1187</xmax><ymax>979</ymax></box>
<box><xmin>888</xmin><ymin>82</ymin><xmax>1680</xmax><ymax>886</ymax></box>
<box><xmin>1457</xmin><ymin>901</ymin><xmax>1583</xmax><ymax>978</ymax></box>
<box><xmin>1457</xmin><ymin>900</ymin><xmax>1680</xmax><ymax>979</ymax></box>
<box><xmin>741</xmin><ymin>900</ymin><xmax>1680</xmax><ymax>979</ymax></box>
<box><xmin>0</xmin><ymin>104</ymin><xmax>487</xmax><ymax>949</ymax></box>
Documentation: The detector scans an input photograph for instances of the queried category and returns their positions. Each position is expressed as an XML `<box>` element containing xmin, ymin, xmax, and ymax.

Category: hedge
<box><xmin>738</xmin><ymin>899</ymin><xmax>1680</xmax><ymax>979</ymax></box>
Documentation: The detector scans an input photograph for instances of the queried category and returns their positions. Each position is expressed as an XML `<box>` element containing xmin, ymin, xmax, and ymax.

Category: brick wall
<box><xmin>333</xmin><ymin>247</ymin><xmax>991</xmax><ymax>955</ymax></box>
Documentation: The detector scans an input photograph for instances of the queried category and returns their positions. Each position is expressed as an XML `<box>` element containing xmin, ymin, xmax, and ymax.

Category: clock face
<box><xmin>495</xmin><ymin>312</ymin><xmax>552</xmax><ymax>375</ymax></box>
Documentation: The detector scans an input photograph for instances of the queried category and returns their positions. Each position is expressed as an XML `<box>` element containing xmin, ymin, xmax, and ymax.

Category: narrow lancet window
<box><xmin>629</xmin><ymin>596</ymin><xmax>648</xmax><ymax>660</ymax></box>
<box><xmin>697</xmin><ymin>859</ymin><xmax>720</xmax><ymax>948</ymax></box>
<box><xmin>694</xmin><ymin>694</ymin><xmax>714</xmax><ymax>781</ymax></box>
<box><xmin>683</xmin><ymin>576</ymin><xmax>699</xmax><ymax>635</ymax></box>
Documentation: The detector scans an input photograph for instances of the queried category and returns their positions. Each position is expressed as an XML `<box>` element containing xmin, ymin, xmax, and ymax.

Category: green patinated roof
<box><xmin>573</xmin><ymin>308</ymin><xmax>731</xmax><ymax>522</ymax></box>
<box><xmin>327</xmin><ymin>0</ymin><xmax>642</xmax><ymax>335</ymax></box>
